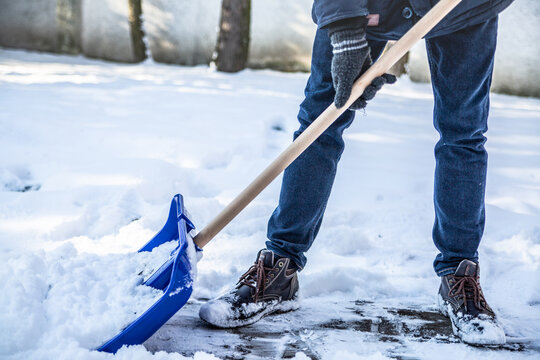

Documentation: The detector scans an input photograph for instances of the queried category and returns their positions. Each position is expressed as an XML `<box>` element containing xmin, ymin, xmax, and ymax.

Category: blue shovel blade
<box><xmin>98</xmin><ymin>194</ymin><xmax>200</xmax><ymax>353</ymax></box>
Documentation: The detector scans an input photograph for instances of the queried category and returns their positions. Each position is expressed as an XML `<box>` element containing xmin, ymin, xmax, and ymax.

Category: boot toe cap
<box><xmin>457</xmin><ymin>316</ymin><xmax>506</xmax><ymax>345</ymax></box>
<box><xmin>199</xmin><ymin>299</ymin><xmax>237</xmax><ymax>328</ymax></box>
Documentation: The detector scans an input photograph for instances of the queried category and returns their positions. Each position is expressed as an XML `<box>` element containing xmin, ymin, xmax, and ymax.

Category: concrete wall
<box><xmin>141</xmin><ymin>0</ymin><xmax>315</xmax><ymax>69</ymax></box>
<box><xmin>0</xmin><ymin>0</ymin><xmax>58</xmax><ymax>52</ymax></box>
<box><xmin>492</xmin><ymin>0</ymin><xmax>540</xmax><ymax>97</ymax></box>
<box><xmin>1</xmin><ymin>1</ymin><xmax>538</xmax><ymax>96</ymax></box>
<box><xmin>407</xmin><ymin>41</ymin><xmax>431</xmax><ymax>84</ymax></box>
<box><xmin>248</xmin><ymin>0</ymin><xmax>315</xmax><ymax>71</ymax></box>
<box><xmin>408</xmin><ymin>0</ymin><xmax>540</xmax><ymax>97</ymax></box>
<box><xmin>81</xmin><ymin>0</ymin><xmax>136</xmax><ymax>62</ymax></box>
<box><xmin>57</xmin><ymin>0</ymin><xmax>83</xmax><ymax>54</ymax></box>
<box><xmin>0</xmin><ymin>0</ymin><xmax>139</xmax><ymax>62</ymax></box>
<box><xmin>142</xmin><ymin>0</ymin><xmax>221</xmax><ymax>66</ymax></box>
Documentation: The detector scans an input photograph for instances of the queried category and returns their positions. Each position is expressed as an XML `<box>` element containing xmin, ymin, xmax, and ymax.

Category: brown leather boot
<box><xmin>199</xmin><ymin>249</ymin><xmax>299</xmax><ymax>328</ymax></box>
<box><xmin>438</xmin><ymin>259</ymin><xmax>505</xmax><ymax>345</ymax></box>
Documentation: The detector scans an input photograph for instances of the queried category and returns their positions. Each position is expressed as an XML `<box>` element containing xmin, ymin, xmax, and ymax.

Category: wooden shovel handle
<box><xmin>194</xmin><ymin>0</ymin><xmax>462</xmax><ymax>248</ymax></box>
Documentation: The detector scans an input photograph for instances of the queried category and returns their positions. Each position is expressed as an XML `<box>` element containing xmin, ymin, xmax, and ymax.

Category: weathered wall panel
<box><xmin>408</xmin><ymin>0</ymin><xmax>540</xmax><ymax>97</ymax></box>
<box><xmin>0</xmin><ymin>0</ymin><xmax>58</xmax><ymax>52</ymax></box>
<box><xmin>248</xmin><ymin>0</ymin><xmax>315</xmax><ymax>71</ymax></box>
<box><xmin>57</xmin><ymin>0</ymin><xmax>82</xmax><ymax>54</ymax></box>
<box><xmin>81</xmin><ymin>0</ymin><xmax>135</xmax><ymax>62</ymax></box>
<box><xmin>142</xmin><ymin>0</ymin><xmax>221</xmax><ymax>65</ymax></box>
<box><xmin>0</xmin><ymin>1</ymin><xmax>538</xmax><ymax>96</ymax></box>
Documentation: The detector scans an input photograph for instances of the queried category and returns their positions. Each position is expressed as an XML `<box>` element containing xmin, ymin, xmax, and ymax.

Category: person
<box><xmin>199</xmin><ymin>0</ymin><xmax>514</xmax><ymax>345</ymax></box>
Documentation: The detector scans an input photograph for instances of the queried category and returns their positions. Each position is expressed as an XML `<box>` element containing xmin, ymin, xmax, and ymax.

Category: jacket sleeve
<box><xmin>312</xmin><ymin>0</ymin><xmax>369</xmax><ymax>28</ymax></box>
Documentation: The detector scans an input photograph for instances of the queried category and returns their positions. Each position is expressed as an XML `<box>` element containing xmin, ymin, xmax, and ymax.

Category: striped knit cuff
<box><xmin>330</xmin><ymin>29</ymin><xmax>368</xmax><ymax>55</ymax></box>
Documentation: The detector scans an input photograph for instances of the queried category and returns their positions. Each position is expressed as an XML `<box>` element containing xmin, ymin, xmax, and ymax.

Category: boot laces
<box><xmin>448</xmin><ymin>275</ymin><xmax>489</xmax><ymax>313</ymax></box>
<box><xmin>237</xmin><ymin>258</ymin><xmax>272</xmax><ymax>303</ymax></box>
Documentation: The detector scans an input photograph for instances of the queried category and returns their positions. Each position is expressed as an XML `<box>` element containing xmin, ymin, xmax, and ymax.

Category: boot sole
<box><xmin>200</xmin><ymin>298</ymin><xmax>300</xmax><ymax>329</ymax></box>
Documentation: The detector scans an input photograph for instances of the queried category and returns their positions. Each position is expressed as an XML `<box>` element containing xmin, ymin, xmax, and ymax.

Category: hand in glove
<box><xmin>328</xmin><ymin>17</ymin><xmax>397</xmax><ymax>109</ymax></box>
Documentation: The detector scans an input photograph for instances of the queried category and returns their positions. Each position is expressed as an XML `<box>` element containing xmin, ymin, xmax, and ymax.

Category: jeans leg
<box><xmin>266</xmin><ymin>28</ymin><xmax>352</xmax><ymax>269</ymax></box>
<box><xmin>266</xmin><ymin>29</ymin><xmax>387</xmax><ymax>270</ymax></box>
<box><xmin>427</xmin><ymin>17</ymin><xmax>498</xmax><ymax>276</ymax></box>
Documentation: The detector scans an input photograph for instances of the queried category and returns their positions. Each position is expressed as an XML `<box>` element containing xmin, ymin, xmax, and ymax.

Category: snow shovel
<box><xmin>98</xmin><ymin>0</ymin><xmax>462</xmax><ymax>353</ymax></box>
<box><xmin>98</xmin><ymin>194</ymin><xmax>200</xmax><ymax>353</ymax></box>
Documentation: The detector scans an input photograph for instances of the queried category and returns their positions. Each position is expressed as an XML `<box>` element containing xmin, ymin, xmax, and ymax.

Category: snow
<box><xmin>1</xmin><ymin>48</ymin><xmax>539</xmax><ymax>359</ymax></box>
<box><xmin>439</xmin><ymin>297</ymin><xmax>506</xmax><ymax>346</ymax></box>
<box><xmin>199</xmin><ymin>295</ymin><xmax>301</xmax><ymax>328</ymax></box>
<box><xmin>0</xmin><ymin>239</ymin><xmax>178</xmax><ymax>357</ymax></box>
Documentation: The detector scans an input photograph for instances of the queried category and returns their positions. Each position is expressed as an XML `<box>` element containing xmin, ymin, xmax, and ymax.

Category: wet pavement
<box><xmin>144</xmin><ymin>298</ymin><xmax>538</xmax><ymax>359</ymax></box>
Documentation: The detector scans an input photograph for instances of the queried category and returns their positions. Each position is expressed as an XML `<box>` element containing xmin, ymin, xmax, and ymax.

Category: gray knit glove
<box><xmin>328</xmin><ymin>17</ymin><xmax>396</xmax><ymax>109</ymax></box>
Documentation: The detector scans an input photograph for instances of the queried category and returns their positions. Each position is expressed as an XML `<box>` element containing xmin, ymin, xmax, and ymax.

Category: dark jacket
<box><xmin>312</xmin><ymin>0</ymin><xmax>514</xmax><ymax>40</ymax></box>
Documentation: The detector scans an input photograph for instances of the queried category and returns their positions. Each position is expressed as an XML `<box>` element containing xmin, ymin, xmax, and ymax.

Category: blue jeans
<box><xmin>266</xmin><ymin>17</ymin><xmax>498</xmax><ymax>276</ymax></box>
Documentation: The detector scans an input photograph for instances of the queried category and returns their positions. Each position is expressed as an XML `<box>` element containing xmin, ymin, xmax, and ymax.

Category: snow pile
<box><xmin>0</xmin><ymin>239</ymin><xmax>177</xmax><ymax>357</ymax></box>
<box><xmin>1</xmin><ymin>49</ymin><xmax>539</xmax><ymax>359</ymax></box>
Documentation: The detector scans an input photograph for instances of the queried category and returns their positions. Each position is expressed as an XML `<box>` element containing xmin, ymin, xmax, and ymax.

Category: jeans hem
<box><xmin>436</xmin><ymin>266</ymin><xmax>457</xmax><ymax>277</ymax></box>
<box><xmin>265</xmin><ymin>245</ymin><xmax>304</xmax><ymax>271</ymax></box>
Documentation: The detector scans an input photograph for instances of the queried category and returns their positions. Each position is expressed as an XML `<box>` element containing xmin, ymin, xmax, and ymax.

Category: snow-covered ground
<box><xmin>0</xmin><ymin>49</ymin><xmax>539</xmax><ymax>359</ymax></box>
